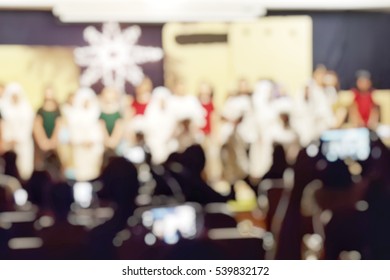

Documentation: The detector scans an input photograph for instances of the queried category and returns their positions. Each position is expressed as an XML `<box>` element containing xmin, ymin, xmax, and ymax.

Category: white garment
<box><xmin>143</xmin><ymin>87</ymin><xmax>176</xmax><ymax>164</ymax></box>
<box><xmin>220</xmin><ymin>94</ymin><xmax>262</xmax><ymax>179</ymax></box>
<box><xmin>221</xmin><ymin>94</ymin><xmax>258</xmax><ymax>145</ymax></box>
<box><xmin>68</xmin><ymin>88</ymin><xmax>104</xmax><ymax>181</ymax></box>
<box><xmin>292</xmin><ymin>83</ymin><xmax>335</xmax><ymax>146</ymax></box>
<box><xmin>169</xmin><ymin>94</ymin><xmax>205</xmax><ymax>153</ymax></box>
<box><xmin>1</xmin><ymin>83</ymin><xmax>34</xmax><ymax>180</ymax></box>
<box><xmin>251</xmin><ymin>94</ymin><xmax>297</xmax><ymax>178</ymax></box>
<box><xmin>170</xmin><ymin>94</ymin><xmax>206</xmax><ymax>127</ymax></box>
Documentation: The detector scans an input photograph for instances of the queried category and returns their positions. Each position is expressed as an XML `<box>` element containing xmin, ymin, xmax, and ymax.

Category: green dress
<box><xmin>35</xmin><ymin>108</ymin><xmax>61</xmax><ymax>171</ymax></box>
<box><xmin>100</xmin><ymin>111</ymin><xmax>121</xmax><ymax>136</ymax></box>
<box><xmin>37</xmin><ymin>108</ymin><xmax>60</xmax><ymax>138</ymax></box>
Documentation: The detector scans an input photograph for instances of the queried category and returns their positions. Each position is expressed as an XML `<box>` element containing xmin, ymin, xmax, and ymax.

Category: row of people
<box><xmin>0</xmin><ymin>79</ymin><xmax>207</xmax><ymax>181</ymax></box>
<box><xmin>0</xmin><ymin>67</ymin><xmax>382</xmax><ymax>184</ymax></box>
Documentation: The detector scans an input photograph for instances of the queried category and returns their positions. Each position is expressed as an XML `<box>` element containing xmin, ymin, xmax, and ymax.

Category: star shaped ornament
<box><xmin>74</xmin><ymin>22</ymin><xmax>163</xmax><ymax>91</ymax></box>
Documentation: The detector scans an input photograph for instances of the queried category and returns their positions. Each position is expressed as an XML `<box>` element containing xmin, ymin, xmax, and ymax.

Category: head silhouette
<box><xmin>181</xmin><ymin>145</ymin><xmax>206</xmax><ymax>175</ymax></box>
<box><xmin>50</xmin><ymin>182</ymin><xmax>74</xmax><ymax>221</ymax></box>
<box><xmin>100</xmin><ymin>157</ymin><xmax>139</xmax><ymax>212</ymax></box>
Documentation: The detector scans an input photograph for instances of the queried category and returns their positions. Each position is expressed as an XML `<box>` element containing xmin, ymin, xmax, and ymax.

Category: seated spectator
<box><xmin>165</xmin><ymin>145</ymin><xmax>233</xmax><ymax>205</ymax></box>
<box><xmin>263</xmin><ymin>144</ymin><xmax>288</xmax><ymax>180</ymax></box>
<box><xmin>2</xmin><ymin>151</ymin><xmax>21</xmax><ymax>182</ymax></box>
<box><xmin>0</xmin><ymin>188</ymin><xmax>11</xmax><ymax>259</ymax></box>
<box><xmin>37</xmin><ymin>182</ymin><xmax>87</xmax><ymax>259</ymax></box>
<box><xmin>87</xmin><ymin>157</ymin><xmax>140</xmax><ymax>259</ymax></box>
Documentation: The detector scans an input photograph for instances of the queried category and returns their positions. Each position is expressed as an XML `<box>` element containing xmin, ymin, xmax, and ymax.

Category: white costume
<box><xmin>252</xmin><ymin>81</ymin><xmax>279</xmax><ymax>132</ymax></box>
<box><xmin>219</xmin><ymin>94</ymin><xmax>258</xmax><ymax>182</ymax></box>
<box><xmin>68</xmin><ymin>88</ymin><xmax>104</xmax><ymax>181</ymax></box>
<box><xmin>170</xmin><ymin>94</ymin><xmax>206</xmax><ymax>128</ymax></box>
<box><xmin>251</xmin><ymin>82</ymin><xmax>298</xmax><ymax>177</ymax></box>
<box><xmin>170</xmin><ymin>94</ymin><xmax>206</xmax><ymax>152</ymax></box>
<box><xmin>292</xmin><ymin>81</ymin><xmax>335</xmax><ymax>146</ymax></box>
<box><xmin>143</xmin><ymin>87</ymin><xmax>176</xmax><ymax>164</ymax></box>
<box><xmin>1</xmin><ymin>83</ymin><xmax>34</xmax><ymax>180</ymax></box>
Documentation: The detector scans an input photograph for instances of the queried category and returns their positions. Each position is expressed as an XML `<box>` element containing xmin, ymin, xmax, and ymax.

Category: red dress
<box><xmin>201</xmin><ymin>101</ymin><xmax>214</xmax><ymax>135</ymax></box>
<box><xmin>352</xmin><ymin>88</ymin><xmax>374</xmax><ymax>126</ymax></box>
<box><xmin>132</xmin><ymin>100</ymin><xmax>148</xmax><ymax>116</ymax></box>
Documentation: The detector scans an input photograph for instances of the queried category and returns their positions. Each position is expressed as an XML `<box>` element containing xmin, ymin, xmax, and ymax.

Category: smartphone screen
<box><xmin>123</xmin><ymin>146</ymin><xmax>146</xmax><ymax>164</ymax></box>
<box><xmin>73</xmin><ymin>182</ymin><xmax>93</xmax><ymax>208</ymax></box>
<box><xmin>320</xmin><ymin>128</ymin><xmax>370</xmax><ymax>162</ymax></box>
<box><xmin>139</xmin><ymin>204</ymin><xmax>202</xmax><ymax>245</ymax></box>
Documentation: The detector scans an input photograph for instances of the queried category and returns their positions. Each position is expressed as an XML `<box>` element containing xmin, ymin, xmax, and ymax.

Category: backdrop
<box><xmin>0</xmin><ymin>10</ymin><xmax>164</xmax><ymax>102</ymax></box>
<box><xmin>269</xmin><ymin>11</ymin><xmax>390</xmax><ymax>90</ymax></box>
<box><xmin>1</xmin><ymin>10</ymin><xmax>390</xmax><ymax>97</ymax></box>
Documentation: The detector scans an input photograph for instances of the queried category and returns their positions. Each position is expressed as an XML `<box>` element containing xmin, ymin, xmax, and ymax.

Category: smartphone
<box><xmin>320</xmin><ymin>128</ymin><xmax>370</xmax><ymax>162</ymax></box>
<box><xmin>73</xmin><ymin>182</ymin><xmax>93</xmax><ymax>208</ymax></box>
<box><xmin>123</xmin><ymin>146</ymin><xmax>146</xmax><ymax>164</ymax></box>
<box><xmin>136</xmin><ymin>203</ymin><xmax>203</xmax><ymax>245</ymax></box>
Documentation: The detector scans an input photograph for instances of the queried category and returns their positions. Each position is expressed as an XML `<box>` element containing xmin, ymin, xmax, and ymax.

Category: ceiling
<box><xmin>1</xmin><ymin>0</ymin><xmax>390</xmax><ymax>23</ymax></box>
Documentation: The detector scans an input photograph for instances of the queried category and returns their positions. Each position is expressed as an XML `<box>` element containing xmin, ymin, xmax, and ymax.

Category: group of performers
<box><xmin>0</xmin><ymin>66</ymin><xmax>381</xmax><ymax>185</ymax></box>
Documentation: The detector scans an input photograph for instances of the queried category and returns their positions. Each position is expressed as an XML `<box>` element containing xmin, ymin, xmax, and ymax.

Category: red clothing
<box><xmin>352</xmin><ymin>88</ymin><xmax>374</xmax><ymax>126</ymax></box>
<box><xmin>132</xmin><ymin>100</ymin><xmax>148</xmax><ymax>116</ymax></box>
<box><xmin>201</xmin><ymin>101</ymin><xmax>214</xmax><ymax>135</ymax></box>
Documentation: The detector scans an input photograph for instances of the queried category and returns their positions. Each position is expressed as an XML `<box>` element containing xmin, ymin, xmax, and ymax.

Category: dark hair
<box><xmin>356</xmin><ymin>70</ymin><xmax>371</xmax><ymax>80</ymax></box>
<box><xmin>2</xmin><ymin>151</ymin><xmax>21</xmax><ymax>180</ymax></box>
<box><xmin>263</xmin><ymin>144</ymin><xmax>287</xmax><ymax>179</ymax></box>
<box><xmin>100</xmin><ymin>157</ymin><xmax>139</xmax><ymax>208</ymax></box>
<box><xmin>181</xmin><ymin>145</ymin><xmax>206</xmax><ymax>175</ymax></box>
<box><xmin>26</xmin><ymin>170</ymin><xmax>52</xmax><ymax>209</ymax></box>
<box><xmin>321</xmin><ymin>160</ymin><xmax>352</xmax><ymax>189</ymax></box>
<box><xmin>49</xmin><ymin>182</ymin><xmax>74</xmax><ymax>220</ymax></box>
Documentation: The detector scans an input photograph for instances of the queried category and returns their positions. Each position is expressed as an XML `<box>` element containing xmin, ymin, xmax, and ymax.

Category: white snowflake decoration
<box><xmin>74</xmin><ymin>22</ymin><xmax>163</xmax><ymax>91</ymax></box>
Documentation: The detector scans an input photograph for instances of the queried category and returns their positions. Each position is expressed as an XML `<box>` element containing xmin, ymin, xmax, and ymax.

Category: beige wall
<box><xmin>229</xmin><ymin>17</ymin><xmax>312</xmax><ymax>95</ymax></box>
<box><xmin>0</xmin><ymin>46</ymin><xmax>80</xmax><ymax>109</ymax></box>
<box><xmin>163</xmin><ymin>16</ymin><xmax>313</xmax><ymax>108</ymax></box>
<box><xmin>163</xmin><ymin>23</ymin><xmax>232</xmax><ymax>109</ymax></box>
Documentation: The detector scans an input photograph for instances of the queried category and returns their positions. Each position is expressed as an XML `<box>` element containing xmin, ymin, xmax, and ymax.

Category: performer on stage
<box><xmin>130</xmin><ymin>76</ymin><xmax>153</xmax><ymax>116</ymax></box>
<box><xmin>143</xmin><ymin>86</ymin><xmax>176</xmax><ymax>164</ymax></box>
<box><xmin>198</xmin><ymin>82</ymin><xmax>216</xmax><ymax>137</ymax></box>
<box><xmin>323</xmin><ymin>70</ymin><xmax>347</xmax><ymax>128</ymax></box>
<box><xmin>0</xmin><ymin>83</ymin><xmax>4</xmax><ymax>153</ymax></box>
<box><xmin>0</xmin><ymin>83</ymin><xmax>35</xmax><ymax>180</ymax></box>
<box><xmin>0</xmin><ymin>83</ymin><xmax>4</xmax><ymax>108</ymax></box>
<box><xmin>219</xmin><ymin>83</ymin><xmax>255</xmax><ymax>185</ymax></box>
<box><xmin>197</xmin><ymin>82</ymin><xmax>220</xmax><ymax>182</ymax></box>
<box><xmin>33</xmin><ymin>86</ymin><xmax>61</xmax><ymax>170</ymax></box>
<box><xmin>68</xmin><ymin>88</ymin><xmax>104</xmax><ymax>181</ymax></box>
<box><xmin>99</xmin><ymin>87</ymin><xmax>124</xmax><ymax>151</ymax></box>
<box><xmin>349</xmin><ymin>70</ymin><xmax>380</xmax><ymax>129</ymax></box>
<box><xmin>170</xmin><ymin>81</ymin><xmax>205</xmax><ymax>153</ymax></box>
<box><xmin>219</xmin><ymin>106</ymin><xmax>249</xmax><ymax>186</ymax></box>
<box><xmin>293</xmin><ymin>66</ymin><xmax>335</xmax><ymax>146</ymax></box>
<box><xmin>57</xmin><ymin>92</ymin><xmax>76</xmax><ymax>178</ymax></box>
<box><xmin>237</xmin><ymin>78</ymin><xmax>253</xmax><ymax>96</ymax></box>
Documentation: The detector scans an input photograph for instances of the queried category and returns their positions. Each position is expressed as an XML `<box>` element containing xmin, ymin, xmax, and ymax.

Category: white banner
<box><xmin>0</xmin><ymin>260</ymin><xmax>387</xmax><ymax>280</ymax></box>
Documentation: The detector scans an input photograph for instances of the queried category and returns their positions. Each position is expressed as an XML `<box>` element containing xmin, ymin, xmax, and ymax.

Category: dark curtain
<box><xmin>269</xmin><ymin>11</ymin><xmax>390</xmax><ymax>90</ymax></box>
<box><xmin>312</xmin><ymin>12</ymin><xmax>390</xmax><ymax>90</ymax></box>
